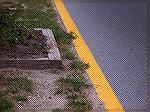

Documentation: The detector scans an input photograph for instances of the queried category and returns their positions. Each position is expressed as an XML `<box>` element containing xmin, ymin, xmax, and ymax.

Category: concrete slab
<box><xmin>41</xmin><ymin>28</ymin><xmax>61</xmax><ymax>60</ymax></box>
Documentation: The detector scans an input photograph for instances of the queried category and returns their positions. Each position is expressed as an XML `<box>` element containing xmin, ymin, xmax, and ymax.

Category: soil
<box><xmin>0</xmin><ymin>31</ymin><xmax>48</xmax><ymax>59</ymax></box>
<box><xmin>0</xmin><ymin>66</ymin><xmax>104</xmax><ymax>112</ymax></box>
<box><xmin>0</xmin><ymin>68</ymin><xmax>67</xmax><ymax>111</ymax></box>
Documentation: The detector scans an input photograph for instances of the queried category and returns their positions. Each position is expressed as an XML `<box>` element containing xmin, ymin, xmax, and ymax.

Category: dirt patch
<box><xmin>0</xmin><ymin>44</ymin><xmax>47</xmax><ymax>59</ymax></box>
<box><xmin>0</xmin><ymin>30</ymin><xmax>48</xmax><ymax>60</ymax></box>
<box><xmin>0</xmin><ymin>68</ymin><xmax>67</xmax><ymax>111</ymax></box>
<box><xmin>15</xmin><ymin>69</ymin><xmax>67</xmax><ymax>111</ymax></box>
<box><xmin>0</xmin><ymin>63</ymin><xmax>104</xmax><ymax>112</ymax></box>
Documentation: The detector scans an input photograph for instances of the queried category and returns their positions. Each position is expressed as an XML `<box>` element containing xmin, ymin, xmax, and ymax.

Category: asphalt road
<box><xmin>63</xmin><ymin>0</ymin><xmax>148</xmax><ymax>111</ymax></box>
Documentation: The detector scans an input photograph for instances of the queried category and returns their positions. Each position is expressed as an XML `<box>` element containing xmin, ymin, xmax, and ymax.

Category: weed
<box><xmin>61</xmin><ymin>47</ymin><xmax>76</xmax><ymax>60</ymax></box>
<box><xmin>0</xmin><ymin>4</ymin><xmax>28</xmax><ymax>44</ymax></box>
<box><xmin>53</xmin><ymin>29</ymin><xmax>75</xmax><ymax>45</ymax></box>
<box><xmin>52</xmin><ymin>108</ymin><xmax>64</xmax><ymax>112</ymax></box>
<box><xmin>0</xmin><ymin>94</ymin><xmax>13</xmax><ymax>112</ymax></box>
<box><xmin>10</xmin><ymin>0</ymin><xmax>75</xmax><ymax>45</ymax></box>
<box><xmin>58</xmin><ymin>75</ymin><xmax>88</xmax><ymax>92</ymax></box>
<box><xmin>0</xmin><ymin>74</ymin><xmax>33</xmax><ymax>111</ymax></box>
<box><xmin>54</xmin><ymin>87</ymin><xmax>63</xmax><ymax>95</ymax></box>
<box><xmin>8</xmin><ymin>77</ymin><xmax>33</xmax><ymax>93</ymax></box>
<box><xmin>15</xmin><ymin>95</ymin><xmax>27</xmax><ymax>101</ymax></box>
<box><xmin>70</xmin><ymin>60</ymin><xmax>90</xmax><ymax>70</ymax></box>
<box><xmin>67</xmin><ymin>94</ymin><xmax>92</xmax><ymax>112</ymax></box>
<box><xmin>0</xmin><ymin>75</ymin><xmax>32</xmax><ymax>93</ymax></box>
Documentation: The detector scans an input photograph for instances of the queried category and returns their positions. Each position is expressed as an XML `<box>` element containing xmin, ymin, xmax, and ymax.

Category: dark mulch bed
<box><xmin>0</xmin><ymin>30</ymin><xmax>48</xmax><ymax>59</ymax></box>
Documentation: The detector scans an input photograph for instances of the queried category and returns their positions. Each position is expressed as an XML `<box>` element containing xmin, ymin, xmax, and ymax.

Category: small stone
<box><xmin>49</xmin><ymin>96</ymin><xmax>52</xmax><ymax>99</ymax></box>
<box><xmin>130</xmin><ymin>49</ymin><xmax>133</xmax><ymax>51</ymax></box>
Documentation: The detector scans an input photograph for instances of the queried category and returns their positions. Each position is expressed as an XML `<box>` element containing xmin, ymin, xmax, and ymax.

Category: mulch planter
<box><xmin>0</xmin><ymin>28</ymin><xmax>62</xmax><ymax>69</ymax></box>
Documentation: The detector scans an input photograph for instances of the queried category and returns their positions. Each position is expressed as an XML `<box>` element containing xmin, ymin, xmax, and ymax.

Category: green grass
<box><xmin>15</xmin><ymin>0</ymin><xmax>75</xmax><ymax>45</ymax></box>
<box><xmin>54</xmin><ymin>88</ymin><xmax>63</xmax><ymax>95</ymax></box>
<box><xmin>0</xmin><ymin>0</ymin><xmax>75</xmax><ymax>45</ymax></box>
<box><xmin>0</xmin><ymin>74</ymin><xmax>33</xmax><ymax>111</ymax></box>
<box><xmin>1</xmin><ymin>0</ymin><xmax>91</xmax><ymax>111</ymax></box>
<box><xmin>0</xmin><ymin>92</ymin><xmax>13</xmax><ymax>112</ymax></box>
<box><xmin>67</xmin><ymin>94</ymin><xmax>92</xmax><ymax>112</ymax></box>
<box><xmin>52</xmin><ymin>108</ymin><xmax>64</xmax><ymax>112</ymax></box>
<box><xmin>70</xmin><ymin>60</ymin><xmax>90</xmax><ymax>70</ymax></box>
<box><xmin>53</xmin><ymin>29</ymin><xmax>75</xmax><ymax>45</ymax></box>
<box><xmin>61</xmin><ymin>47</ymin><xmax>76</xmax><ymax>60</ymax></box>
<box><xmin>0</xmin><ymin>76</ymin><xmax>33</xmax><ymax>93</ymax></box>
<box><xmin>14</xmin><ymin>5</ymin><xmax>55</xmax><ymax>30</ymax></box>
<box><xmin>0</xmin><ymin>4</ymin><xmax>27</xmax><ymax>44</ymax></box>
<box><xmin>57</xmin><ymin>75</ymin><xmax>88</xmax><ymax>93</ymax></box>
<box><xmin>0</xmin><ymin>75</ymin><xmax>33</xmax><ymax>92</ymax></box>
<box><xmin>15</xmin><ymin>95</ymin><xmax>27</xmax><ymax>101</ymax></box>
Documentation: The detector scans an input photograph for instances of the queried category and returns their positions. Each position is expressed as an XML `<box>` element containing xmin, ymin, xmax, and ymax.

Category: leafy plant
<box><xmin>0</xmin><ymin>73</ymin><xmax>33</xmax><ymax>111</ymax></box>
<box><xmin>0</xmin><ymin>75</ymin><xmax>32</xmax><ymax>93</ymax></box>
<box><xmin>70</xmin><ymin>60</ymin><xmax>90</xmax><ymax>70</ymax></box>
<box><xmin>58</xmin><ymin>75</ymin><xmax>88</xmax><ymax>92</ymax></box>
<box><xmin>61</xmin><ymin>47</ymin><xmax>76</xmax><ymax>60</ymax></box>
<box><xmin>0</xmin><ymin>93</ymin><xmax>13</xmax><ymax>112</ymax></box>
<box><xmin>52</xmin><ymin>108</ymin><xmax>64</xmax><ymax>112</ymax></box>
<box><xmin>15</xmin><ymin>95</ymin><xmax>27</xmax><ymax>101</ymax></box>
<box><xmin>67</xmin><ymin>94</ymin><xmax>92</xmax><ymax>112</ymax></box>
<box><xmin>0</xmin><ymin>5</ymin><xmax>27</xmax><ymax>44</ymax></box>
<box><xmin>8</xmin><ymin>77</ymin><xmax>33</xmax><ymax>93</ymax></box>
<box><xmin>54</xmin><ymin>87</ymin><xmax>63</xmax><ymax>95</ymax></box>
<box><xmin>53</xmin><ymin>29</ymin><xmax>75</xmax><ymax>45</ymax></box>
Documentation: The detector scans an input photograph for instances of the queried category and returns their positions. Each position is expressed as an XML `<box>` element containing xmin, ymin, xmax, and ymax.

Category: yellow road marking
<box><xmin>54</xmin><ymin>0</ymin><xmax>125</xmax><ymax>111</ymax></box>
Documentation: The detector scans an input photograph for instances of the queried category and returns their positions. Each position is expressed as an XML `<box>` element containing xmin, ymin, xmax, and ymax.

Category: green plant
<box><xmin>61</xmin><ymin>47</ymin><xmax>76</xmax><ymax>60</ymax></box>
<box><xmin>53</xmin><ymin>29</ymin><xmax>75</xmax><ymax>45</ymax></box>
<box><xmin>50</xmin><ymin>11</ymin><xmax>57</xmax><ymax>17</ymax></box>
<box><xmin>15</xmin><ymin>95</ymin><xmax>27</xmax><ymax>101</ymax></box>
<box><xmin>0</xmin><ymin>74</ymin><xmax>33</xmax><ymax>111</ymax></box>
<box><xmin>67</xmin><ymin>94</ymin><xmax>92</xmax><ymax>112</ymax></box>
<box><xmin>70</xmin><ymin>60</ymin><xmax>90</xmax><ymax>70</ymax></box>
<box><xmin>58</xmin><ymin>75</ymin><xmax>88</xmax><ymax>92</ymax></box>
<box><xmin>54</xmin><ymin>87</ymin><xmax>63</xmax><ymax>95</ymax></box>
<box><xmin>8</xmin><ymin>77</ymin><xmax>33</xmax><ymax>93</ymax></box>
<box><xmin>0</xmin><ymin>5</ymin><xmax>27</xmax><ymax>44</ymax></box>
<box><xmin>0</xmin><ymin>0</ymin><xmax>75</xmax><ymax>46</ymax></box>
<box><xmin>0</xmin><ymin>95</ymin><xmax>13</xmax><ymax>112</ymax></box>
<box><xmin>52</xmin><ymin>108</ymin><xmax>64</xmax><ymax>112</ymax></box>
<box><xmin>0</xmin><ymin>75</ymin><xmax>5</xmax><ymax>83</ymax></box>
<box><xmin>0</xmin><ymin>75</ymin><xmax>33</xmax><ymax>93</ymax></box>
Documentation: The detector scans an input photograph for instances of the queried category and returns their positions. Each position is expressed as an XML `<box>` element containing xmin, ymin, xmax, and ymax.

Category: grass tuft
<box><xmin>1</xmin><ymin>76</ymin><xmax>33</xmax><ymax>93</ymax></box>
<box><xmin>52</xmin><ymin>108</ymin><xmax>64</xmax><ymax>112</ymax></box>
<box><xmin>0</xmin><ymin>92</ymin><xmax>13</xmax><ymax>112</ymax></box>
<box><xmin>67</xmin><ymin>94</ymin><xmax>92</xmax><ymax>112</ymax></box>
<box><xmin>61</xmin><ymin>47</ymin><xmax>76</xmax><ymax>60</ymax></box>
<box><xmin>57</xmin><ymin>75</ymin><xmax>88</xmax><ymax>93</ymax></box>
<box><xmin>53</xmin><ymin>29</ymin><xmax>75</xmax><ymax>45</ymax></box>
<box><xmin>70</xmin><ymin>60</ymin><xmax>90</xmax><ymax>70</ymax></box>
<box><xmin>15</xmin><ymin>95</ymin><xmax>27</xmax><ymax>101</ymax></box>
<box><xmin>0</xmin><ymin>74</ymin><xmax>33</xmax><ymax>111</ymax></box>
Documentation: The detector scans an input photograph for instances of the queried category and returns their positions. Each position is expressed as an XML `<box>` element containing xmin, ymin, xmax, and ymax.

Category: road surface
<box><xmin>63</xmin><ymin>0</ymin><xmax>148</xmax><ymax>111</ymax></box>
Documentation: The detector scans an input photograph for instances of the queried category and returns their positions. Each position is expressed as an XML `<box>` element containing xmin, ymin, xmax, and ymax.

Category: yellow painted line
<box><xmin>54</xmin><ymin>0</ymin><xmax>125</xmax><ymax>111</ymax></box>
